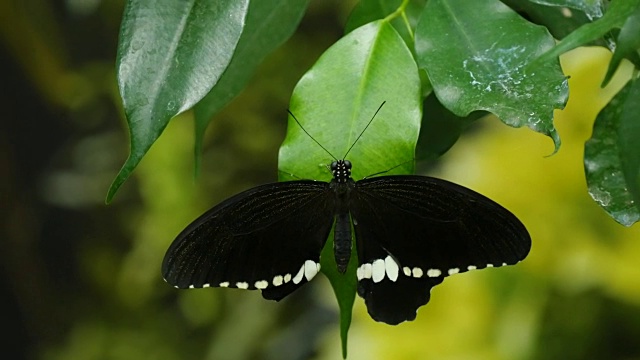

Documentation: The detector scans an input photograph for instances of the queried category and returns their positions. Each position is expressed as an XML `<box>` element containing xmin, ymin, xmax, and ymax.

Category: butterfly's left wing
<box><xmin>162</xmin><ymin>180</ymin><xmax>335</xmax><ymax>301</ymax></box>
<box><xmin>350</xmin><ymin>175</ymin><xmax>531</xmax><ymax>325</ymax></box>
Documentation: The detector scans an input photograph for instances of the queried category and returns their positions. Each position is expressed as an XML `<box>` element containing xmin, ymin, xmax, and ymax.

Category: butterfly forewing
<box><xmin>162</xmin><ymin>181</ymin><xmax>335</xmax><ymax>301</ymax></box>
<box><xmin>350</xmin><ymin>175</ymin><xmax>531</xmax><ymax>324</ymax></box>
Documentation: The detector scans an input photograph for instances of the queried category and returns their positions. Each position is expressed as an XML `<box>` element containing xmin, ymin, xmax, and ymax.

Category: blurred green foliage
<box><xmin>1</xmin><ymin>1</ymin><xmax>640</xmax><ymax>360</ymax></box>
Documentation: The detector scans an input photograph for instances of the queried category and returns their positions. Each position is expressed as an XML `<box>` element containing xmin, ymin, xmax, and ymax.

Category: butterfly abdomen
<box><xmin>334</xmin><ymin>212</ymin><xmax>351</xmax><ymax>273</ymax></box>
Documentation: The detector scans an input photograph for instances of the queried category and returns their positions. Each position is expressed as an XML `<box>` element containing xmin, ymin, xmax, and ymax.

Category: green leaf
<box><xmin>415</xmin><ymin>0</ymin><xmax>567</xmax><ymax>152</ymax></box>
<box><xmin>527</xmin><ymin>0</ymin><xmax>604</xmax><ymax>20</ymax></box>
<box><xmin>107</xmin><ymin>0</ymin><xmax>249</xmax><ymax>203</ymax></box>
<box><xmin>584</xmin><ymin>78</ymin><xmax>640</xmax><ymax>226</ymax></box>
<box><xmin>278</xmin><ymin>20</ymin><xmax>421</xmax><ymax>357</ymax></box>
<box><xmin>535</xmin><ymin>0</ymin><xmax>640</xmax><ymax>65</ymax></box>
<box><xmin>192</xmin><ymin>0</ymin><xmax>310</xmax><ymax>176</ymax></box>
<box><xmin>344</xmin><ymin>0</ymin><xmax>426</xmax><ymax>46</ymax></box>
<box><xmin>602</xmin><ymin>3</ymin><xmax>640</xmax><ymax>87</ymax></box>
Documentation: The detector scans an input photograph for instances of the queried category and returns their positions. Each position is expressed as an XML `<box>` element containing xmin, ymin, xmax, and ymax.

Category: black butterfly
<box><xmin>162</xmin><ymin>104</ymin><xmax>531</xmax><ymax>325</ymax></box>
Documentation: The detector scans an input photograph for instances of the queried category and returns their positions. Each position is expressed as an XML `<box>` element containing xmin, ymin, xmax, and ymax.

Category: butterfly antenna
<box><xmin>277</xmin><ymin>169</ymin><xmax>303</xmax><ymax>180</ymax></box>
<box><xmin>287</xmin><ymin>109</ymin><xmax>338</xmax><ymax>161</ymax></box>
<box><xmin>343</xmin><ymin>101</ymin><xmax>386</xmax><ymax>159</ymax></box>
<box><xmin>363</xmin><ymin>158</ymin><xmax>415</xmax><ymax>179</ymax></box>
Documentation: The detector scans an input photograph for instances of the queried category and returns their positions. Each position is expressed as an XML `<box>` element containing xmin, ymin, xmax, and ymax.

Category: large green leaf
<box><xmin>415</xmin><ymin>0</ymin><xmax>567</xmax><ymax>152</ymax></box>
<box><xmin>584</xmin><ymin>78</ymin><xmax>640</xmax><ymax>226</ymax></box>
<box><xmin>193</xmin><ymin>0</ymin><xmax>310</xmax><ymax>175</ymax></box>
<box><xmin>278</xmin><ymin>20</ymin><xmax>421</xmax><ymax>357</ymax></box>
<box><xmin>279</xmin><ymin>24</ymin><xmax>421</xmax><ymax>181</ymax></box>
<box><xmin>107</xmin><ymin>0</ymin><xmax>249</xmax><ymax>202</ymax></box>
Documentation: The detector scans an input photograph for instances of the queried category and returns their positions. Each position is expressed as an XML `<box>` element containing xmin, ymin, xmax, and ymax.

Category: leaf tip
<box><xmin>544</xmin><ymin>130</ymin><xmax>562</xmax><ymax>157</ymax></box>
<box><xmin>105</xmin><ymin>156</ymin><xmax>139</xmax><ymax>204</ymax></box>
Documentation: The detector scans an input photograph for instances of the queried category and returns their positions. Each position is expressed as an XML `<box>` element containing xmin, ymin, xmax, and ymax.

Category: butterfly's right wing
<box><xmin>162</xmin><ymin>180</ymin><xmax>335</xmax><ymax>301</ymax></box>
<box><xmin>351</xmin><ymin>175</ymin><xmax>530</xmax><ymax>324</ymax></box>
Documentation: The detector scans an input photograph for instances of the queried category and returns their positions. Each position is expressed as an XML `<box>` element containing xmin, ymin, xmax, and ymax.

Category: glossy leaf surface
<box><xmin>415</xmin><ymin>0</ymin><xmax>567</xmax><ymax>152</ymax></box>
<box><xmin>108</xmin><ymin>0</ymin><xmax>249</xmax><ymax>202</ymax></box>
<box><xmin>585</xmin><ymin>78</ymin><xmax>640</xmax><ymax>226</ymax></box>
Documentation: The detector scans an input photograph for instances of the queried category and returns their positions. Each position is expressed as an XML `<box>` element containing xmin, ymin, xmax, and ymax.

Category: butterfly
<box><xmin>161</xmin><ymin>103</ymin><xmax>531</xmax><ymax>325</ymax></box>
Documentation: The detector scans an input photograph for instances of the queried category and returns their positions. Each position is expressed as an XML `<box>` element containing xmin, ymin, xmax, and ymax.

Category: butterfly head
<box><xmin>331</xmin><ymin>160</ymin><xmax>352</xmax><ymax>183</ymax></box>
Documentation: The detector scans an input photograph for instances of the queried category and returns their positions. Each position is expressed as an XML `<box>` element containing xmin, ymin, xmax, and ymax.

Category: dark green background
<box><xmin>2</xmin><ymin>1</ymin><xmax>640</xmax><ymax>359</ymax></box>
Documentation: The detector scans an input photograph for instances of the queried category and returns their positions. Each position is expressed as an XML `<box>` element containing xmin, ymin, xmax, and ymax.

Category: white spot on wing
<box><xmin>236</xmin><ymin>282</ymin><xmax>248</xmax><ymax>289</ymax></box>
<box><xmin>384</xmin><ymin>256</ymin><xmax>399</xmax><ymax>282</ymax></box>
<box><xmin>284</xmin><ymin>273</ymin><xmax>292</xmax><ymax>283</ymax></box>
<box><xmin>219</xmin><ymin>282</ymin><xmax>229</xmax><ymax>287</ymax></box>
<box><xmin>468</xmin><ymin>265</ymin><xmax>477</xmax><ymax>271</ymax></box>
<box><xmin>293</xmin><ymin>264</ymin><xmax>305</xmax><ymax>284</ymax></box>
<box><xmin>412</xmin><ymin>267</ymin><xmax>423</xmax><ymax>278</ymax></box>
<box><xmin>372</xmin><ymin>259</ymin><xmax>385</xmax><ymax>283</ymax></box>
<box><xmin>403</xmin><ymin>267</ymin><xmax>411</xmax><ymax>276</ymax></box>
<box><xmin>486</xmin><ymin>263</ymin><xmax>494</xmax><ymax>268</ymax></box>
<box><xmin>427</xmin><ymin>269</ymin><xmax>441</xmax><ymax>277</ymax></box>
<box><xmin>203</xmin><ymin>283</ymin><xmax>210</xmax><ymax>288</ymax></box>
<box><xmin>362</xmin><ymin>263</ymin><xmax>372</xmax><ymax>279</ymax></box>
<box><xmin>304</xmin><ymin>260</ymin><xmax>318</xmax><ymax>281</ymax></box>
<box><xmin>448</xmin><ymin>268</ymin><xmax>460</xmax><ymax>275</ymax></box>
<box><xmin>254</xmin><ymin>280</ymin><xmax>268</xmax><ymax>289</ymax></box>
<box><xmin>273</xmin><ymin>275</ymin><xmax>283</xmax><ymax>286</ymax></box>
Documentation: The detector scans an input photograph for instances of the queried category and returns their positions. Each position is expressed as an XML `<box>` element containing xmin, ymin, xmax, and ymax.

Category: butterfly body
<box><xmin>162</xmin><ymin>157</ymin><xmax>531</xmax><ymax>324</ymax></box>
<box><xmin>330</xmin><ymin>159</ymin><xmax>356</xmax><ymax>273</ymax></box>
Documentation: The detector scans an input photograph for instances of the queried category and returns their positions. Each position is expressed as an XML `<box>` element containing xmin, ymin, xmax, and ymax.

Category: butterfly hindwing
<box><xmin>350</xmin><ymin>175</ymin><xmax>531</xmax><ymax>324</ymax></box>
<box><xmin>162</xmin><ymin>181</ymin><xmax>335</xmax><ymax>301</ymax></box>
<box><xmin>357</xmin><ymin>273</ymin><xmax>445</xmax><ymax>325</ymax></box>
